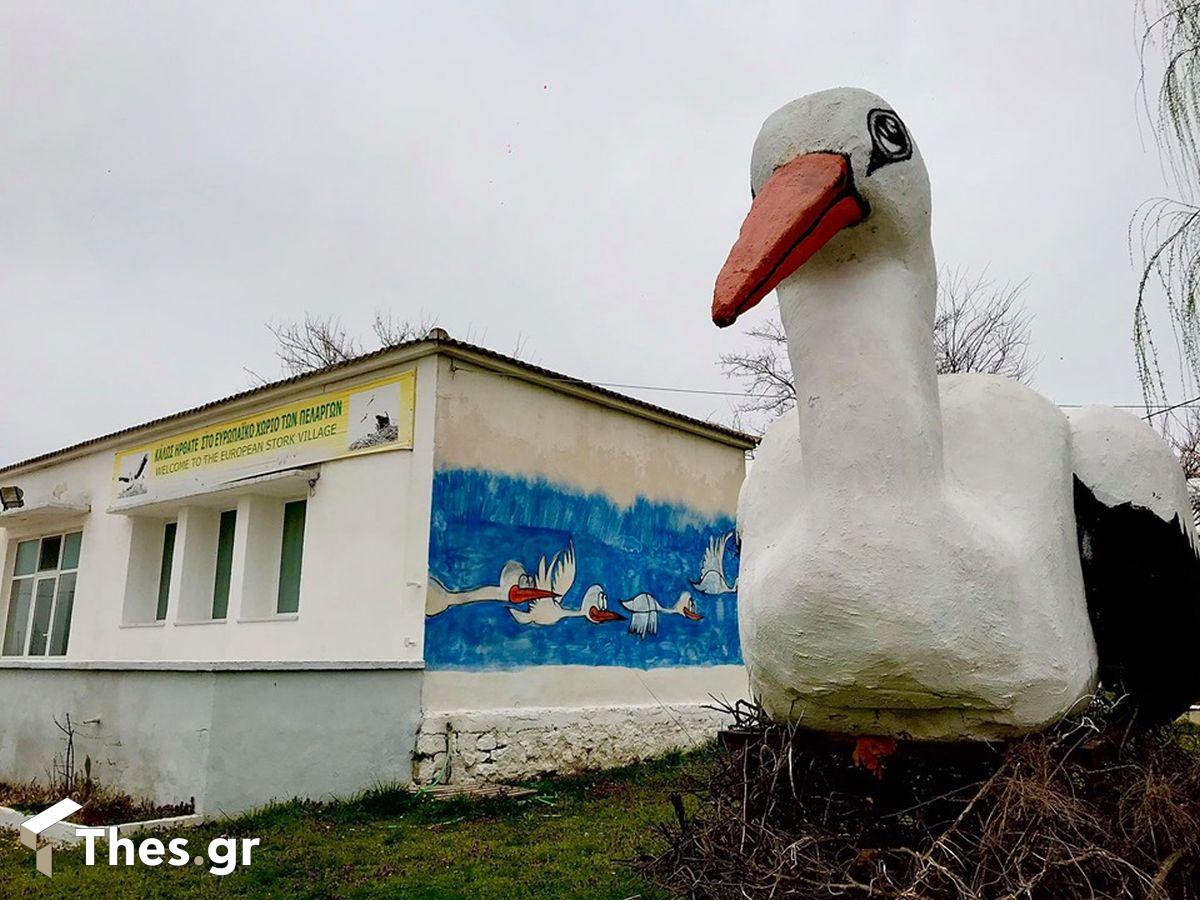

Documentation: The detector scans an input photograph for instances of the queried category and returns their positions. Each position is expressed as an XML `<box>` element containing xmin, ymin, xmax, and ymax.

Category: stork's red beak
<box><xmin>588</xmin><ymin>608</ymin><xmax>625</xmax><ymax>624</ymax></box>
<box><xmin>508</xmin><ymin>586</ymin><xmax>557</xmax><ymax>604</ymax></box>
<box><xmin>712</xmin><ymin>152</ymin><xmax>867</xmax><ymax>327</ymax></box>
<box><xmin>682</xmin><ymin>606</ymin><xmax>703</xmax><ymax>621</ymax></box>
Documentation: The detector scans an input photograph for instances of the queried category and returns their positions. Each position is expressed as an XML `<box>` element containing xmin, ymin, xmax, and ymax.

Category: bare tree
<box><xmin>256</xmin><ymin>311</ymin><xmax>527</xmax><ymax>382</ymax></box>
<box><xmin>719</xmin><ymin>269</ymin><xmax>1035</xmax><ymax>431</ymax></box>
<box><xmin>370</xmin><ymin>311</ymin><xmax>441</xmax><ymax>348</ymax></box>
<box><xmin>1168</xmin><ymin>408</ymin><xmax>1200</xmax><ymax>480</ymax></box>
<box><xmin>934</xmin><ymin>269</ymin><xmax>1035</xmax><ymax>381</ymax></box>
<box><xmin>1133</xmin><ymin>0</ymin><xmax>1200</xmax><ymax>412</ymax></box>
<box><xmin>251</xmin><ymin>312</ymin><xmax>440</xmax><ymax>383</ymax></box>
<box><xmin>266</xmin><ymin>313</ymin><xmax>363</xmax><ymax>377</ymax></box>
<box><xmin>1163</xmin><ymin>407</ymin><xmax>1200</xmax><ymax>529</ymax></box>
<box><xmin>716</xmin><ymin>317</ymin><xmax>796</xmax><ymax>421</ymax></box>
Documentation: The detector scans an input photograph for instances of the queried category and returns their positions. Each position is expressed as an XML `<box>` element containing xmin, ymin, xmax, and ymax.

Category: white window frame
<box><xmin>2</xmin><ymin>531</ymin><xmax>82</xmax><ymax>657</ymax></box>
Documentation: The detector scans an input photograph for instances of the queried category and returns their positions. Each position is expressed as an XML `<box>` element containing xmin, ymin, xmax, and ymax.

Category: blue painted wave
<box><xmin>425</xmin><ymin>468</ymin><xmax>742</xmax><ymax>671</ymax></box>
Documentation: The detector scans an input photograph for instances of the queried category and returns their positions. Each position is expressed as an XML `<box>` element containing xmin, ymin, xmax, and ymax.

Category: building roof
<box><xmin>0</xmin><ymin>333</ymin><xmax>757</xmax><ymax>476</ymax></box>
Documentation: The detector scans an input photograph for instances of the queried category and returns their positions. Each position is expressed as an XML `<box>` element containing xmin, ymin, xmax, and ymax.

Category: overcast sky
<box><xmin>0</xmin><ymin>1</ymin><xmax>1179</xmax><ymax>463</ymax></box>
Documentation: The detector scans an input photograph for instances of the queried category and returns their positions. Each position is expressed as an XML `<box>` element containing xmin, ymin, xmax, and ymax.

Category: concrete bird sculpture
<box><xmin>713</xmin><ymin>87</ymin><xmax>1200</xmax><ymax>740</ymax></box>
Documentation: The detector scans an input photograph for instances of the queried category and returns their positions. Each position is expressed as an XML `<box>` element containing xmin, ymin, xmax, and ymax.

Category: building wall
<box><xmin>0</xmin><ymin>666</ymin><xmax>422</xmax><ymax>814</ymax></box>
<box><xmin>0</xmin><ymin>347</ymin><xmax>750</xmax><ymax>803</ymax></box>
<box><xmin>419</xmin><ymin>357</ymin><xmax>749</xmax><ymax>782</ymax></box>
<box><xmin>0</xmin><ymin>356</ymin><xmax>437</xmax><ymax>664</ymax></box>
<box><xmin>0</xmin><ymin>355</ymin><xmax>438</xmax><ymax>813</ymax></box>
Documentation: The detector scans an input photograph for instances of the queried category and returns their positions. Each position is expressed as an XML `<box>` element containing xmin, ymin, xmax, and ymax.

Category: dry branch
<box><xmin>641</xmin><ymin>697</ymin><xmax>1200</xmax><ymax>899</ymax></box>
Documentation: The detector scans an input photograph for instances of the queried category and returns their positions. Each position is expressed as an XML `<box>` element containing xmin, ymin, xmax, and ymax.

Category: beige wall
<box><xmin>432</xmin><ymin>356</ymin><xmax>745</xmax><ymax>515</ymax></box>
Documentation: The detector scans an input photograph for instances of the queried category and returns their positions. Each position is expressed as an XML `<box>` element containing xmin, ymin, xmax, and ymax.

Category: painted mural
<box><xmin>424</xmin><ymin>468</ymin><xmax>741</xmax><ymax>670</ymax></box>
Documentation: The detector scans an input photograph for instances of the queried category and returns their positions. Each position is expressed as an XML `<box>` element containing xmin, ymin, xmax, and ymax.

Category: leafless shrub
<box><xmin>49</xmin><ymin>713</ymin><xmax>83</xmax><ymax>800</ymax></box>
<box><xmin>0</xmin><ymin>713</ymin><xmax>195</xmax><ymax>826</ymax></box>
<box><xmin>641</xmin><ymin>696</ymin><xmax>1200</xmax><ymax>898</ymax></box>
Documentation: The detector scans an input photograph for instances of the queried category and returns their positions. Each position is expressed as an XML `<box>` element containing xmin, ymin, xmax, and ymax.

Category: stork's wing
<box><xmin>620</xmin><ymin>593</ymin><xmax>654</xmax><ymax>614</ymax></box>
<box><xmin>534</xmin><ymin>542</ymin><xmax>575</xmax><ymax>596</ymax></box>
<box><xmin>699</xmin><ymin>533</ymin><xmax>727</xmax><ymax>577</ymax></box>
<box><xmin>548</xmin><ymin>542</ymin><xmax>575</xmax><ymax>597</ymax></box>
<box><xmin>626</xmin><ymin>608</ymin><xmax>657</xmax><ymax>639</ymax></box>
<box><xmin>1069</xmin><ymin>406</ymin><xmax>1200</xmax><ymax>723</ymax></box>
<box><xmin>714</xmin><ymin>532</ymin><xmax>730</xmax><ymax>577</ymax></box>
<box><xmin>134</xmin><ymin>454</ymin><xmax>149</xmax><ymax>479</ymax></box>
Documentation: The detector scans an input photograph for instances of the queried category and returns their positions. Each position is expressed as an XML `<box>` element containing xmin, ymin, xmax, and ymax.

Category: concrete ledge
<box><xmin>0</xmin><ymin>806</ymin><xmax>203</xmax><ymax>846</ymax></box>
<box><xmin>0</xmin><ymin>659</ymin><xmax>424</xmax><ymax>672</ymax></box>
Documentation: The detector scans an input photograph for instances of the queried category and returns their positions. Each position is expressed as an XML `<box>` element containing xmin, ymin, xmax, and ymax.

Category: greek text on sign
<box><xmin>111</xmin><ymin>372</ymin><xmax>415</xmax><ymax>505</ymax></box>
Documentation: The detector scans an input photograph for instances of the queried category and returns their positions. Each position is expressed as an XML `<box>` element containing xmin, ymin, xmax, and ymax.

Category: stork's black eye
<box><xmin>866</xmin><ymin>108</ymin><xmax>911</xmax><ymax>174</ymax></box>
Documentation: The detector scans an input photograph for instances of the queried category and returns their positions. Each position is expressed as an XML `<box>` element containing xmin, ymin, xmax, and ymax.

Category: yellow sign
<box><xmin>111</xmin><ymin>372</ymin><xmax>415</xmax><ymax>505</ymax></box>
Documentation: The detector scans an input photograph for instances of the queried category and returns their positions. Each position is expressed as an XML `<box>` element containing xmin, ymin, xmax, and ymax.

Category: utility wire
<box><xmin>1142</xmin><ymin>394</ymin><xmax>1200</xmax><ymax>420</ymax></box>
<box><xmin>586</xmin><ymin>379</ymin><xmax>1200</xmax><ymax>418</ymax></box>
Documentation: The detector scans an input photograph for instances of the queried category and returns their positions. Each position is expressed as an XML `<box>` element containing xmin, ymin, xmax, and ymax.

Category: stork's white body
<box><xmin>742</xmin><ymin>375</ymin><xmax>1096</xmax><ymax>738</ymax></box>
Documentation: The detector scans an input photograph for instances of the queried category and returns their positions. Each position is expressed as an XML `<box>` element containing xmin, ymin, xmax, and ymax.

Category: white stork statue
<box><xmin>713</xmin><ymin>87</ymin><xmax>1200</xmax><ymax>740</ymax></box>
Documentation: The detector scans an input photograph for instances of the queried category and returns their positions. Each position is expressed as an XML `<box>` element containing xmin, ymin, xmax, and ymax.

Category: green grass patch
<box><xmin>0</xmin><ymin>746</ymin><xmax>713</xmax><ymax>898</ymax></box>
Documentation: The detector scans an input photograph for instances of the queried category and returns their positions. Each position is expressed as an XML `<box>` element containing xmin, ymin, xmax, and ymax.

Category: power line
<box><xmin>1142</xmin><ymin>395</ymin><xmax>1200</xmax><ymax>420</ymax></box>
<box><xmin>591</xmin><ymin>381</ymin><xmax>771</xmax><ymax>399</ymax></box>
<box><xmin>587</xmin><ymin>379</ymin><xmax>1200</xmax><ymax>416</ymax></box>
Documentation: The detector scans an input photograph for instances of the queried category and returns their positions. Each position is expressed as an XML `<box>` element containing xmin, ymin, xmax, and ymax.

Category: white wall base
<box><xmin>413</xmin><ymin>703</ymin><xmax>728</xmax><ymax>785</ymax></box>
<box><xmin>0</xmin><ymin>667</ymin><xmax>423</xmax><ymax>815</ymax></box>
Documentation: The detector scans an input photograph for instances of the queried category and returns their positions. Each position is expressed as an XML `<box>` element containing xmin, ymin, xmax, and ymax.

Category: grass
<box><xmin>0</xmin><ymin>746</ymin><xmax>713</xmax><ymax>898</ymax></box>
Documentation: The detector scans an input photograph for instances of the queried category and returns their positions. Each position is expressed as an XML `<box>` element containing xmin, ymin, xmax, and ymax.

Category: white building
<box><xmin>0</xmin><ymin>334</ymin><xmax>752</xmax><ymax>814</ymax></box>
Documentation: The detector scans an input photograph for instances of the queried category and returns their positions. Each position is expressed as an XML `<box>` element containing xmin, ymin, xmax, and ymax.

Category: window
<box><xmin>155</xmin><ymin>522</ymin><xmax>177</xmax><ymax>621</ymax></box>
<box><xmin>3</xmin><ymin>531</ymin><xmax>81</xmax><ymax>656</ymax></box>
<box><xmin>277</xmin><ymin>500</ymin><xmax>306</xmax><ymax>614</ymax></box>
<box><xmin>212</xmin><ymin>510</ymin><xmax>236</xmax><ymax>619</ymax></box>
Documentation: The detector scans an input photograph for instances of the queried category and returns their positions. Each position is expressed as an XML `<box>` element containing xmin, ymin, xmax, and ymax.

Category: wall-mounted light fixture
<box><xmin>0</xmin><ymin>485</ymin><xmax>24</xmax><ymax>511</ymax></box>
